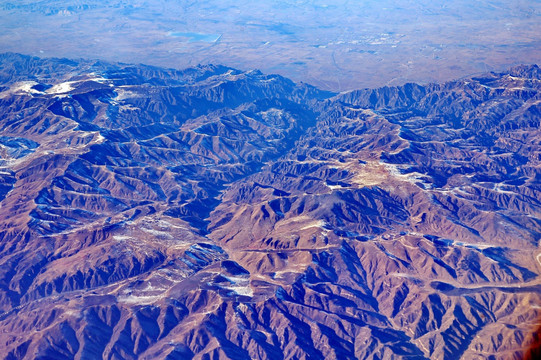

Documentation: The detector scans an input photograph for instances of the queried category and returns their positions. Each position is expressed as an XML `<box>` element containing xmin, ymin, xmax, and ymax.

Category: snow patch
<box><xmin>114</xmin><ymin>88</ymin><xmax>140</xmax><ymax>101</ymax></box>
<box><xmin>118</xmin><ymin>294</ymin><xmax>164</xmax><ymax>305</ymax></box>
<box><xmin>453</xmin><ymin>241</ymin><xmax>494</xmax><ymax>250</ymax></box>
<box><xmin>493</xmin><ymin>183</ymin><xmax>516</xmax><ymax>195</ymax></box>
<box><xmin>142</xmin><ymin>228</ymin><xmax>174</xmax><ymax>239</ymax></box>
<box><xmin>113</xmin><ymin>235</ymin><xmax>135</xmax><ymax>241</ymax></box>
<box><xmin>259</xmin><ymin>108</ymin><xmax>284</xmax><ymax>117</ymax></box>
<box><xmin>94</xmin><ymin>133</ymin><xmax>106</xmax><ymax>144</ymax></box>
<box><xmin>300</xmin><ymin>220</ymin><xmax>327</xmax><ymax>230</ymax></box>
<box><xmin>384</xmin><ymin>163</ymin><xmax>428</xmax><ymax>186</ymax></box>
<box><xmin>1</xmin><ymin>81</ymin><xmax>43</xmax><ymax>97</ymax></box>
<box><xmin>47</xmin><ymin>81</ymin><xmax>75</xmax><ymax>94</ymax></box>
<box><xmin>119</xmin><ymin>104</ymin><xmax>140</xmax><ymax>112</ymax></box>
<box><xmin>220</xmin><ymin>275</ymin><xmax>253</xmax><ymax>297</ymax></box>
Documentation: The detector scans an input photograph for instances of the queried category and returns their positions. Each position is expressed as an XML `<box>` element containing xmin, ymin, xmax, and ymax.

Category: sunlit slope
<box><xmin>0</xmin><ymin>54</ymin><xmax>540</xmax><ymax>359</ymax></box>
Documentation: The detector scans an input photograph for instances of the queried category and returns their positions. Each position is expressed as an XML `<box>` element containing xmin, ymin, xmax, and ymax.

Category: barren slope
<box><xmin>0</xmin><ymin>54</ymin><xmax>539</xmax><ymax>359</ymax></box>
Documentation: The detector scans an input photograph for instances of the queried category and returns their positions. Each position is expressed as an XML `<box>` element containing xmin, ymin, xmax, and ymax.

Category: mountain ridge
<box><xmin>0</xmin><ymin>53</ymin><xmax>540</xmax><ymax>359</ymax></box>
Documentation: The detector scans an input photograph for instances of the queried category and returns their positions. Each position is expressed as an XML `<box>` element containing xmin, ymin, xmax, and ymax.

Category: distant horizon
<box><xmin>1</xmin><ymin>0</ymin><xmax>539</xmax><ymax>91</ymax></box>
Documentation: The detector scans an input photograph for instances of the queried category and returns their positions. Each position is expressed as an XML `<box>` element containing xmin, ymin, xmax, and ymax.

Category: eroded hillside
<box><xmin>0</xmin><ymin>54</ymin><xmax>540</xmax><ymax>359</ymax></box>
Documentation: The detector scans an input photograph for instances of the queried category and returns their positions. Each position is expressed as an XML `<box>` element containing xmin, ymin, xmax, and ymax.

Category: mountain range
<box><xmin>0</xmin><ymin>53</ymin><xmax>540</xmax><ymax>359</ymax></box>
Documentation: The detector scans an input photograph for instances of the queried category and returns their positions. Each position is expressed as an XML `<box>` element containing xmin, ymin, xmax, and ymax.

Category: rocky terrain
<box><xmin>0</xmin><ymin>53</ymin><xmax>540</xmax><ymax>359</ymax></box>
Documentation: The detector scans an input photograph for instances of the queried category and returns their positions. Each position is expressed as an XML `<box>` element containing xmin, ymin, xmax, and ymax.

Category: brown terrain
<box><xmin>0</xmin><ymin>53</ymin><xmax>540</xmax><ymax>359</ymax></box>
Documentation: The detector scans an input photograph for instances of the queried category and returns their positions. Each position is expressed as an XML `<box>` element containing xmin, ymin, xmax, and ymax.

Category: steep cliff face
<box><xmin>0</xmin><ymin>54</ymin><xmax>539</xmax><ymax>359</ymax></box>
